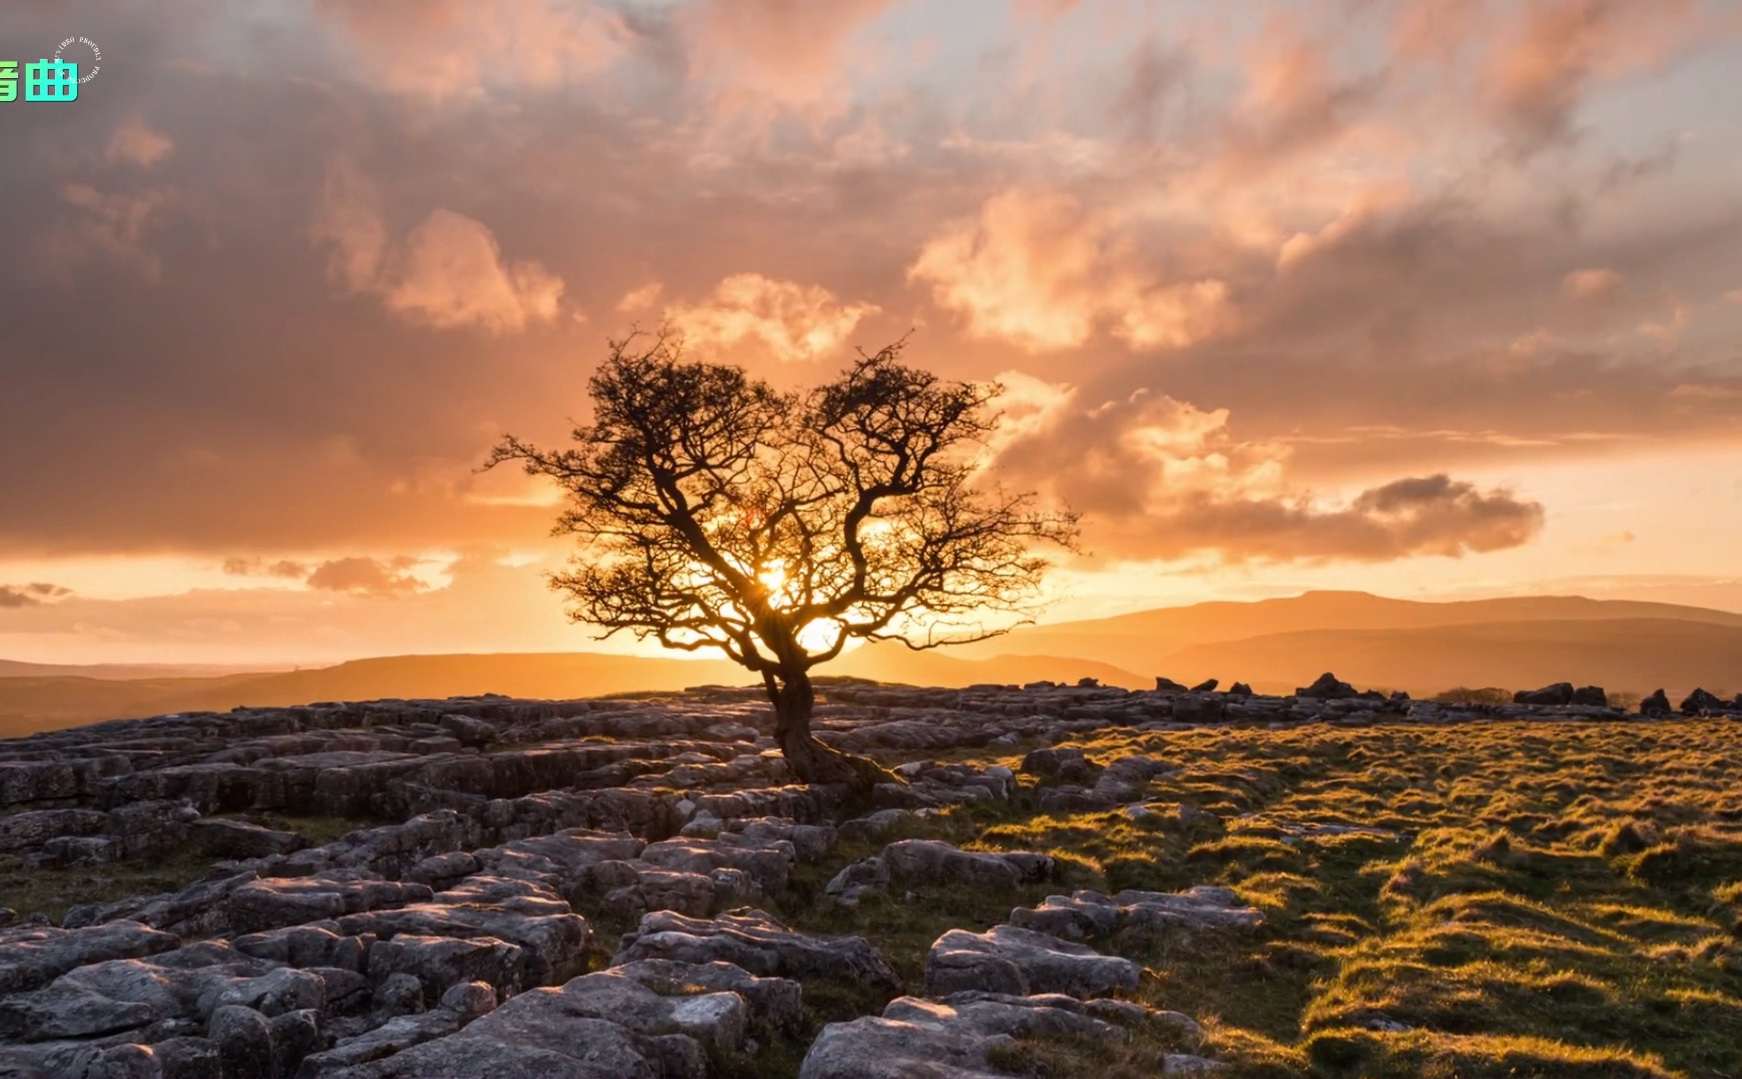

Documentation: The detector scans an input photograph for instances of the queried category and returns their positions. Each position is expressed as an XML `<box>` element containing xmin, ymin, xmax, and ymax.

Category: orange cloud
<box><xmin>312</xmin><ymin>162</ymin><xmax>563</xmax><ymax>333</ymax></box>
<box><xmin>665</xmin><ymin>273</ymin><xmax>879</xmax><ymax>363</ymax></box>
<box><xmin>685</xmin><ymin>0</ymin><xmax>892</xmax><ymax>108</ymax></box>
<box><xmin>386</xmin><ymin>211</ymin><xmax>564</xmax><ymax>332</ymax></box>
<box><xmin>1487</xmin><ymin>0</ymin><xmax>1700</xmax><ymax>147</ymax></box>
<box><xmin>988</xmin><ymin>373</ymin><xmax>1544</xmax><ymax>563</ymax></box>
<box><xmin>0</xmin><ymin>583</ymin><xmax>72</xmax><ymax>609</ymax></box>
<box><xmin>1562</xmin><ymin>267</ymin><xmax>1623</xmax><ymax>300</ymax></box>
<box><xmin>617</xmin><ymin>282</ymin><xmax>665</xmax><ymax>313</ymax></box>
<box><xmin>909</xmin><ymin>191</ymin><xmax>1234</xmax><ymax>352</ymax></box>
<box><xmin>223</xmin><ymin>558</ymin><xmax>312</xmax><ymax>580</ymax></box>
<box><xmin>305</xmin><ymin>556</ymin><xmax>425</xmax><ymax>598</ymax></box>
<box><xmin>42</xmin><ymin>183</ymin><xmax>169</xmax><ymax>283</ymax></box>
<box><xmin>106</xmin><ymin>119</ymin><xmax>174</xmax><ymax>169</ymax></box>
<box><xmin>314</xmin><ymin>0</ymin><xmax>626</xmax><ymax>101</ymax></box>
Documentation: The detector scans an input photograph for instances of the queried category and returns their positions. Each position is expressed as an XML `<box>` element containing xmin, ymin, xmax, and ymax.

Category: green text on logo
<box><xmin>0</xmin><ymin>59</ymin><xmax>81</xmax><ymax>102</ymax></box>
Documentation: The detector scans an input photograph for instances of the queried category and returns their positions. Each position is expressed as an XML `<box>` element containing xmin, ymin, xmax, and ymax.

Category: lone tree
<box><xmin>486</xmin><ymin>330</ymin><xmax>1077</xmax><ymax>790</ymax></box>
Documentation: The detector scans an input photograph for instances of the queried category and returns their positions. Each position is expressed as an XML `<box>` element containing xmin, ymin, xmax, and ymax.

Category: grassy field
<box><xmin>761</xmin><ymin>720</ymin><xmax>1742</xmax><ymax>1079</ymax></box>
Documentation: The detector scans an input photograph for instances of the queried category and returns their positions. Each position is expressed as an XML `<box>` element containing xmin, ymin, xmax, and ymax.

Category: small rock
<box><xmin>439</xmin><ymin>979</ymin><xmax>498</xmax><ymax>1019</ymax></box>
<box><xmin>207</xmin><ymin>1005</ymin><xmax>273</xmax><ymax>1079</ymax></box>
<box><xmin>1164</xmin><ymin>1053</ymin><xmax>1226</xmax><ymax>1076</ymax></box>
<box><xmin>836</xmin><ymin>808</ymin><xmax>916</xmax><ymax>844</ymax></box>
<box><xmin>824</xmin><ymin>857</ymin><xmax>891</xmax><ymax>907</ymax></box>
<box><xmin>371</xmin><ymin>972</ymin><xmax>426</xmax><ymax>1017</ymax></box>
<box><xmin>269</xmin><ymin>1008</ymin><xmax>322</xmax><ymax>1077</ymax></box>
<box><xmin>67</xmin><ymin>1043</ymin><xmax>163</xmax><ymax>1079</ymax></box>
<box><xmin>1177</xmin><ymin>805</ymin><xmax>1221</xmax><ymax>829</ymax></box>
<box><xmin>189</xmin><ymin>818</ymin><xmax>306</xmax><ymax>860</ymax></box>
<box><xmin>148</xmin><ymin>1036</ymin><xmax>220</xmax><ymax>1079</ymax></box>
<box><xmin>1038</xmin><ymin>787</ymin><xmax>1116</xmax><ymax>814</ymax></box>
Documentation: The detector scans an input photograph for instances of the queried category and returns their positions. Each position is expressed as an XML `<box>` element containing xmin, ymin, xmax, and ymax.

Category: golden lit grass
<box><xmin>790</xmin><ymin>720</ymin><xmax>1742</xmax><ymax>1078</ymax></box>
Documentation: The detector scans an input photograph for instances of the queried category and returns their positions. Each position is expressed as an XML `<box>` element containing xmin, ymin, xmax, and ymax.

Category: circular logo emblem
<box><xmin>53</xmin><ymin>36</ymin><xmax>101</xmax><ymax>84</ymax></box>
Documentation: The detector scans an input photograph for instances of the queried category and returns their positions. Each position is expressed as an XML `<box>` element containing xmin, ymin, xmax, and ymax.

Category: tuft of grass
<box><xmin>0</xmin><ymin>847</ymin><xmax>216</xmax><ymax>923</ymax></box>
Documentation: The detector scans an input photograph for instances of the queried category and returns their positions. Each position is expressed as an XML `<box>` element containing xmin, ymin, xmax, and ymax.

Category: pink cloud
<box><xmin>909</xmin><ymin>191</ymin><xmax>1235</xmax><ymax>352</ymax></box>
<box><xmin>665</xmin><ymin>273</ymin><xmax>879</xmax><ymax>363</ymax></box>
<box><xmin>988</xmin><ymin>373</ymin><xmax>1544</xmax><ymax>563</ymax></box>
<box><xmin>312</xmin><ymin>162</ymin><xmax>564</xmax><ymax>333</ymax></box>
<box><xmin>106</xmin><ymin>119</ymin><xmax>174</xmax><ymax>169</ymax></box>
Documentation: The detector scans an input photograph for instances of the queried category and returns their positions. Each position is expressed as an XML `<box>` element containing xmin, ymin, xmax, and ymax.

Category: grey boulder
<box><xmin>924</xmin><ymin>925</ymin><xmax>1139</xmax><ymax>999</ymax></box>
<box><xmin>0</xmin><ymin>921</ymin><xmax>179</xmax><ymax>994</ymax></box>
<box><xmin>613</xmin><ymin>908</ymin><xmax>901</xmax><ymax>995</ymax></box>
<box><xmin>294</xmin><ymin>980</ymin><xmax>495</xmax><ymax>1077</ymax></box>
<box><xmin>1008</xmin><ymin>886</ymin><xmax>1264</xmax><ymax>941</ymax></box>
<box><xmin>799</xmin><ymin>992</ymin><xmax>1200</xmax><ymax>1079</ymax></box>
<box><xmin>313</xmin><ymin>984</ymin><xmax>709</xmax><ymax>1079</ymax></box>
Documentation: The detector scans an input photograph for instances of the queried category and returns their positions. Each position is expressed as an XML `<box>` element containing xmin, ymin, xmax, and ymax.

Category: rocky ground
<box><xmin>2</xmin><ymin>674</ymin><xmax>1739</xmax><ymax>1078</ymax></box>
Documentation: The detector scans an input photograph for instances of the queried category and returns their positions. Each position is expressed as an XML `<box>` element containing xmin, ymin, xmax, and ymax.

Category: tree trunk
<box><xmin>768</xmin><ymin>668</ymin><xmax>887</xmax><ymax>795</ymax></box>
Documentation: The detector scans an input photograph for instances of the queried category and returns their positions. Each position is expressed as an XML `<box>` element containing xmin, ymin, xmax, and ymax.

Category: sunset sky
<box><xmin>2</xmin><ymin>0</ymin><xmax>1740</xmax><ymax>666</ymax></box>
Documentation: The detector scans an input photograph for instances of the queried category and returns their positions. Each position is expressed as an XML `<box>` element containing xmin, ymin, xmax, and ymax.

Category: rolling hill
<box><xmin>951</xmin><ymin>591</ymin><xmax>1742</xmax><ymax>677</ymax></box>
<box><xmin>0</xmin><ymin>659</ymin><xmax>281</xmax><ymax>680</ymax></box>
<box><xmin>0</xmin><ymin>648</ymin><xmax>1146</xmax><ymax>738</ymax></box>
<box><xmin>5</xmin><ymin>590</ymin><xmax>1738</xmax><ymax>738</ymax></box>
<box><xmin>1153</xmin><ymin>617</ymin><xmax>1742</xmax><ymax>698</ymax></box>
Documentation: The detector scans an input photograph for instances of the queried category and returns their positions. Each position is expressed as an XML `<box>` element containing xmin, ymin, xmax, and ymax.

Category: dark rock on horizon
<box><xmin>1681</xmin><ymin>687</ymin><xmax>1727</xmax><ymax>714</ymax></box>
<box><xmin>1569</xmin><ymin>686</ymin><xmax>1608</xmax><ymax>708</ymax></box>
<box><xmin>1296</xmin><ymin>673</ymin><xmax>1358</xmax><ymax>700</ymax></box>
<box><xmin>1514</xmin><ymin>683</ymin><xmax>1575</xmax><ymax>706</ymax></box>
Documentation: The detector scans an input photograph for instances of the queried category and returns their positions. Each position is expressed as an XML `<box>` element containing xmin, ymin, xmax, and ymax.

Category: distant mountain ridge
<box><xmin>952</xmin><ymin>590</ymin><xmax>1742</xmax><ymax>678</ymax></box>
<box><xmin>1155</xmin><ymin>617</ymin><xmax>1742</xmax><ymax>697</ymax></box>
<box><xmin>0</xmin><ymin>649</ymin><xmax>1147</xmax><ymax>738</ymax></box>
<box><xmin>3</xmin><ymin>590</ymin><xmax>1738</xmax><ymax>738</ymax></box>
<box><xmin>0</xmin><ymin>659</ymin><xmax>284</xmax><ymax>680</ymax></box>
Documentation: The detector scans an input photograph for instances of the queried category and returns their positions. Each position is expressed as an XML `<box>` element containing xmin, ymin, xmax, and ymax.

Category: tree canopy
<box><xmin>487</xmin><ymin>329</ymin><xmax>1078</xmax><ymax>787</ymax></box>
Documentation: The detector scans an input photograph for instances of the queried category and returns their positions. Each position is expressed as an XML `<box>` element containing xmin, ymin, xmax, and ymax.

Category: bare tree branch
<box><xmin>486</xmin><ymin>328</ymin><xmax>1078</xmax><ymax>787</ymax></box>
